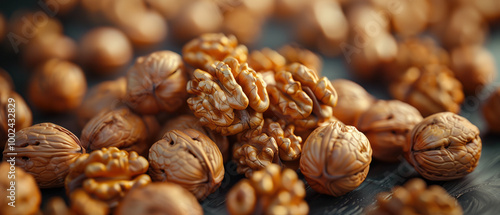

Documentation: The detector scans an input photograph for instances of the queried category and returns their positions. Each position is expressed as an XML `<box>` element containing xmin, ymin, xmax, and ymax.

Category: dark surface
<box><xmin>1</xmin><ymin>2</ymin><xmax>500</xmax><ymax>215</ymax></box>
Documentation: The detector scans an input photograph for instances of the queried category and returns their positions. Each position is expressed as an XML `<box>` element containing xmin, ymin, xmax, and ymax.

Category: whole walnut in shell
<box><xmin>331</xmin><ymin>79</ymin><xmax>375</xmax><ymax>126</ymax></box>
<box><xmin>300</xmin><ymin>121</ymin><xmax>372</xmax><ymax>196</ymax></box>
<box><xmin>65</xmin><ymin>147</ymin><xmax>151</xmax><ymax>207</ymax></box>
<box><xmin>227</xmin><ymin>164</ymin><xmax>308</xmax><ymax>215</ymax></box>
<box><xmin>2</xmin><ymin>123</ymin><xmax>85</xmax><ymax>188</ymax></box>
<box><xmin>115</xmin><ymin>182</ymin><xmax>203</xmax><ymax>215</ymax></box>
<box><xmin>356</xmin><ymin>100</ymin><xmax>423</xmax><ymax>162</ymax></box>
<box><xmin>148</xmin><ymin>129</ymin><xmax>224</xmax><ymax>200</ymax></box>
<box><xmin>365</xmin><ymin>178</ymin><xmax>463</xmax><ymax>215</ymax></box>
<box><xmin>125</xmin><ymin>51</ymin><xmax>188</xmax><ymax>115</ymax></box>
<box><xmin>404</xmin><ymin>112</ymin><xmax>481</xmax><ymax>181</ymax></box>
<box><xmin>451</xmin><ymin>45</ymin><xmax>496</xmax><ymax>94</ymax></box>
<box><xmin>0</xmin><ymin>162</ymin><xmax>41</xmax><ymax>215</ymax></box>
<box><xmin>1</xmin><ymin>90</ymin><xmax>33</xmax><ymax>149</ymax></box>
<box><xmin>483</xmin><ymin>86</ymin><xmax>500</xmax><ymax>133</ymax></box>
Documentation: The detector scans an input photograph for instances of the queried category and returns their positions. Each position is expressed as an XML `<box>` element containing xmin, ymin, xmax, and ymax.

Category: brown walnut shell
<box><xmin>115</xmin><ymin>182</ymin><xmax>203</xmax><ymax>215</ymax></box>
<box><xmin>148</xmin><ymin>129</ymin><xmax>224</xmax><ymax>200</ymax></box>
<box><xmin>2</xmin><ymin>123</ymin><xmax>85</xmax><ymax>188</ymax></box>
<box><xmin>126</xmin><ymin>50</ymin><xmax>188</xmax><ymax>114</ymax></box>
<box><xmin>227</xmin><ymin>164</ymin><xmax>309</xmax><ymax>215</ymax></box>
<box><xmin>331</xmin><ymin>79</ymin><xmax>375</xmax><ymax>126</ymax></box>
<box><xmin>1</xmin><ymin>90</ymin><xmax>33</xmax><ymax>149</ymax></box>
<box><xmin>451</xmin><ymin>45</ymin><xmax>496</xmax><ymax>94</ymax></box>
<box><xmin>483</xmin><ymin>86</ymin><xmax>500</xmax><ymax>133</ymax></box>
<box><xmin>0</xmin><ymin>162</ymin><xmax>41</xmax><ymax>215</ymax></box>
<box><xmin>404</xmin><ymin>112</ymin><xmax>482</xmax><ymax>181</ymax></box>
<box><xmin>300</xmin><ymin>121</ymin><xmax>372</xmax><ymax>196</ymax></box>
<box><xmin>355</xmin><ymin>100</ymin><xmax>423</xmax><ymax>162</ymax></box>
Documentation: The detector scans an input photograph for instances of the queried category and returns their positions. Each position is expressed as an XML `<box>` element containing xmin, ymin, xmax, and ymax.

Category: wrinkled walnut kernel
<box><xmin>248</xmin><ymin>48</ymin><xmax>286</xmax><ymax>73</ymax></box>
<box><xmin>279</xmin><ymin>45</ymin><xmax>323</xmax><ymax>75</ymax></box>
<box><xmin>0</xmin><ymin>162</ymin><xmax>41</xmax><ymax>215</ymax></box>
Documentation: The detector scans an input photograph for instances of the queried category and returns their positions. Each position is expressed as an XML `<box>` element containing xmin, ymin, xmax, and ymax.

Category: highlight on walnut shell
<box><xmin>115</xmin><ymin>182</ymin><xmax>203</xmax><ymax>215</ymax></box>
<box><xmin>148</xmin><ymin>129</ymin><xmax>224</xmax><ymax>200</ymax></box>
<box><xmin>1</xmin><ymin>90</ymin><xmax>33</xmax><ymax>148</ymax></box>
<box><xmin>0</xmin><ymin>162</ymin><xmax>41</xmax><ymax>215</ymax></box>
<box><xmin>125</xmin><ymin>50</ymin><xmax>188</xmax><ymax>115</ymax></box>
<box><xmin>355</xmin><ymin>100</ymin><xmax>423</xmax><ymax>162</ymax></box>
<box><xmin>331</xmin><ymin>79</ymin><xmax>375</xmax><ymax>126</ymax></box>
<box><xmin>365</xmin><ymin>178</ymin><xmax>463</xmax><ymax>215</ymax></box>
<box><xmin>2</xmin><ymin>123</ymin><xmax>85</xmax><ymax>188</ymax></box>
<box><xmin>65</xmin><ymin>147</ymin><xmax>151</xmax><ymax>207</ymax></box>
<box><xmin>482</xmin><ymin>86</ymin><xmax>500</xmax><ymax>133</ymax></box>
<box><xmin>300</xmin><ymin>121</ymin><xmax>372</xmax><ymax>196</ymax></box>
<box><xmin>226</xmin><ymin>164</ymin><xmax>308</xmax><ymax>215</ymax></box>
<box><xmin>404</xmin><ymin>112</ymin><xmax>482</xmax><ymax>181</ymax></box>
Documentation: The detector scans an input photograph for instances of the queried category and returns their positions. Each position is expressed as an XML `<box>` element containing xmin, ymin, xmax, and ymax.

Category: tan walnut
<box><xmin>1</xmin><ymin>90</ymin><xmax>32</xmax><ymax>149</ymax></box>
<box><xmin>2</xmin><ymin>123</ymin><xmax>85</xmax><ymax>188</ymax></box>
<box><xmin>187</xmin><ymin>57</ymin><xmax>269</xmax><ymax>136</ymax></box>
<box><xmin>483</xmin><ymin>86</ymin><xmax>500</xmax><ymax>133</ymax></box>
<box><xmin>331</xmin><ymin>79</ymin><xmax>375</xmax><ymax>126</ymax></box>
<box><xmin>227</xmin><ymin>163</ymin><xmax>308</xmax><ymax>215</ymax></box>
<box><xmin>365</xmin><ymin>178</ymin><xmax>463</xmax><ymax>215</ymax></box>
<box><xmin>405</xmin><ymin>112</ymin><xmax>482</xmax><ymax>181</ymax></box>
<box><xmin>125</xmin><ymin>50</ymin><xmax>188</xmax><ymax>114</ymax></box>
<box><xmin>65</xmin><ymin>147</ymin><xmax>151</xmax><ymax>207</ymax></box>
<box><xmin>300</xmin><ymin>121</ymin><xmax>372</xmax><ymax>196</ymax></box>
<box><xmin>450</xmin><ymin>45</ymin><xmax>496</xmax><ymax>94</ymax></box>
<box><xmin>70</xmin><ymin>189</ymin><xmax>110</xmax><ymax>215</ymax></box>
<box><xmin>279</xmin><ymin>45</ymin><xmax>323</xmax><ymax>75</ymax></box>
<box><xmin>148</xmin><ymin>129</ymin><xmax>224</xmax><ymax>200</ymax></box>
<box><xmin>248</xmin><ymin>47</ymin><xmax>286</xmax><ymax>73</ymax></box>
<box><xmin>0</xmin><ymin>162</ymin><xmax>41</xmax><ymax>215</ymax></box>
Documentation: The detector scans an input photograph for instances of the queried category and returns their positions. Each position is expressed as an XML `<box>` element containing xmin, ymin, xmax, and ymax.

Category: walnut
<box><xmin>148</xmin><ymin>129</ymin><xmax>224</xmax><ymax>200</ymax></box>
<box><xmin>28</xmin><ymin>59</ymin><xmax>87</xmax><ymax>113</ymax></box>
<box><xmin>483</xmin><ymin>86</ymin><xmax>500</xmax><ymax>133</ymax></box>
<box><xmin>115</xmin><ymin>182</ymin><xmax>203</xmax><ymax>215</ymax></box>
<box><xmin>76</xmin><ymin>77</ymin><xmax>127</xmax><ymax>128</ymax></box>
<box><xmin>365</xmin><ymin>178</ymin><xmax>463</xmax><ymax>215</ymax></box>
<box><xmin>43</xmin><ymin>197</ymin><xmax>70</xmax><ymax>215</ymax></box>
<box><xmin>159</xmin><ymin>114</ymin><xmax>230</xmax><ymax>162</ymax></box>
<box><xmin>355</xmin><ymin>100</ymin><xmax>423</xmax><ymax>162</ymax></box>
<box><xmin>22</xmin><ymin>33</ymin><xmax>77</xmax><ymax>68</ymax></box>
<box><xmin>0</xmin><ymin>162</ymin><xmax>41</xmax><ymax>215</ymax></box>
<box><xmin>65</xmin><ymin>147</ymin><xmax>151</xmax><ymax>207</ymax></box>
<box><xmin>404</xmin><ymin>112</ymin><xmax>481</xmax><ymax>181</ymax></box>
<box><xmin>267</xmin><ymin>63</ymin><xmax>338</xmax><ymax>131</ymax></box>
<box><xmin>70</xmin><ymin>189</ymin><xmax>109</xmax><ymax>215</ymax></box>
<box><xmin>248</xmin><ymin>48</ymin><xmax>286</xmax><ymax>73</ymax></box>
<box><xmin>226</xmin><ymin>164</ymin><xmax>308</xmax><ymax>215</ymax></box>
<box><xmin>233</xmin><ymin>119</ymin><xmax>302</xmax><ymax>177</ymax></box>
<box><xmin>331</xmin><ymin>79</ymin><xmax>375</xmax><ymax>126</ymax></box>
<box><xmin>222</xmin><ymin>7</ymin><xmax>264</xmax><ymax>45</ymax></box>
<box><xmin>451</xmin><ymin>45</ymin><xmax>496</xmax><ymax>94</ymax></box>
<box><xmin>372</xmin><ymin>0</ymin><xmax>430</xmax><ymax>37</ymax></box>
<box><xmin>1</xmin><ymin>90</ymin><xmax>33</xmax><ymax>149</ymax></box>
<box><xmin>187</xmin><ymin>57</ymin><xmax>269</xmax><ymax>135</ymax></box>
<box><xmin>80</xmin><ymin>107</ymin><xmax>159</xmax><ymax>157</ymax></box>
<box><xmin>2</xmin><ymin>123</ymin><xmax>85</xmax><ymax>188</ymax></box>
<box><xmin>300</xmin><ymin>121</ymin><xmax>372</xmax><ymax>196</ymax></box>
<box><xmin>125</xmin><ymin>51</ymin><xmax>188</xmax><ymax>114</ymax></box>
<box><xmin>171</xmin><ymin>1</ymin><xmax>223</xmax><ymax>43</ymax></box>
<box><xmin>0</xmin><ymin>67</ymin><xmax>13</xmax><ymax>91</ymax></box>
<box><xmin>390</xmin><ymin>64</ymin><xmax>464</xmax><ymax>117</ymax></box>
<box><xmin>279</xmin><ymin>45</ymin><xmax>323</xmax><ymax>75</ymax></box>
<box><xmin>434</xmin><ymin>6</ymin><xmax>487</xmax><ymax>49</ymax></box>
<box><xmin>182</xmin><ymin>33</ymin><xmax>248</xmax><ymax>70</ymax></box>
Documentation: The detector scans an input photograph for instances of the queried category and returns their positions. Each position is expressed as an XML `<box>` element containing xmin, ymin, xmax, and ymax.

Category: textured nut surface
<box><xmin>331</xmin><ymin>79</ymin><xmax>375</xmax><ymax>126</ymax></box>
<box><xmin>365</xmin><ymin>178</ymin><xmax>463</xmax><ymax>215</ymax></box>
<box><xmin>356</xmin><ymin>100</ymin><xmax>423</xmax><ymax>162</ymax></box>
<box><xmin>405</xmin><ymin>112</ymin><xmax>481</xmax><ymax>181</ymax></box>
<box><xmin>187</xmin><ymin>57</ymin><xmax>269</xmax><ymax>135</ymax></box>
<box><xmin>279</xmin><ymin>45</ymin><xmax>323</xmax><ymax>75</ymax></box>
<box><xmin>483</xmin><ymin>86</ymin><xmax>500</xmax><ymax>133</ymax></box>
<box><xmin>126</xmin><ymin>50</ymin><xmax>188</xmax><ymax>114</ymax></box>
<box><xmin>65</xmin><ymin>147</ymin><xmax>151</xmax><ymax>206</ymax></box>
<box><xmin>2</xmin><ymin>123</ymin><xmax>84</xmax><ymax>188</ymax></box>
<box><xmin>300</xmin><ymin>121</ymin><xmax>372</xmax><ymax>196</ymax></box>
<box><xmin>28</xmin><ymin>59</ymin><xmax>87</xmax><ymax>113</ymax></box>
<box><xmin>451</xmin><ymin>45</ymin><xmax>496</xmax><ymax>94</ymax></box>
<box><xmin>115</xmin><ymin>182</ymin><xmax>203</xmax><ymax>215</ymax></box>
<box><xmin>227</xmin><ymin>164</ymin><xmax>308</xmax><ymax>215</ymax></box>
<box><xmin>0</xmin><ymin>162</ymin><xmax>41</xmax><ymax>215</ymax></box>
<box><xmin>390</xmin><ymin>64</ymin><xmax>464</xmax><ymax>117</ymax></box>
<box><xmin>1</xmin><ymin>90</ymin><xmax>33</xmax><ymax>148</ymax></box>
<box><xmin>149</xmin><ymin>129</ymin><xmax>224</xmax><ymax>200</ymax></box>
<box><xmin>248</xmin><ymin>48</ymin><xmax>286</xmax><ymax>73</ymax></box>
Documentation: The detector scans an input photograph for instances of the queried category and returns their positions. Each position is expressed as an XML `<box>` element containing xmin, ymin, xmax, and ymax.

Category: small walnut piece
<box><xmin>356</xmin><ymin>100</ymin><xmax>423</xmax><ymax>162</ymax></box>
<box><xmin>126</xmin><ymin>51</ymin><xmax>188</xmax><ymax>114</ymax></box>
<box><xmin>0</xmin><ymin>162</ymin><xmax>41</xmax><ymax>215</ymax></box>
<box><xmin>1</xmin><ymin>90</ymin><xmax>33</xmax><ymax>148</ymax></box>
<box><xmin>483</xmin><ymin>86</ymin><xmax>500</xmax><ymax>133</ymax></box>
<box><xmin>405</xmin><ymin>112</ymin><xmax>482</xmax><ymax>181</ymax></box>
<box><xmin>149</xmin><ymin>129</ymin><xmax>224</xmax><ymax>200</ymax></box>
<box><xmin>28</xmin><ymin>59</ymin><xmax>87</xmax><ymax>113</ymax></box>
<box><xmin>227</xmin><ymin>164</ymin><xmax>308</xmax><ymax>215</ymax></box>
<box><xmin>3</xmin><ymin>123</ymin><xmax>85</xmax><ymax>188</ymax></box>
<box><xmin>451</xmin><ymin>45</ymin><xmax>496</xmax><ymax>94</ymax></box>
<box><xmin>365</xmin><ymin>178</ymin><xmax>463</xmax><ymax>215</ymax></box>
<box><xmin>70</xmin><ymin>189</ymin><xmax>109</xmax><ymax>215</ymax></box>
<box><xmin>300</xmin><ymin>121</ymin><xmax>372</xmax><ymax>196</ymax></box>
<box><xmin>115</xmin><ymin>182</ymin><xmax>203</xmax><ymax>215</ymax></box>
<box><xmin>331</xmin><ymin>79</ymin><xmax>375</xmax><ymax>126</ymax></box>
<box><xmin>65</xmin><ymin>147</ymin><xmax>151</xmax><ymax>207</ymax></box>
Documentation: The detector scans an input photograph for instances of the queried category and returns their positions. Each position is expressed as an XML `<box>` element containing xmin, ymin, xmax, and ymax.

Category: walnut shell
<box><xmin>451</xmin><ymin>45</ymin><xmax>496</xmax><ymax>94</ymax></box>
<box><xmin>2</xmin><ymin>123</ymin><xmax>85</xmax><ymax>188</ymax></box>
<box><xmin>355</xmin><ymin>100</ymin><xmax>423</xmax><ymax>162</ymax></box>
<box><xmin>28</xmin><ymin>59</ymin><xmax>87</xmax><ymax>113</ymax></box>
<box><xmin>331</xmin><ymin>79</ymin><xmax>375</xmax><ymax>126</ymax></box>
<box><xmin>22</xmin><ymin>34</ymin><xmax>77</xmax><ymax>68</ymax></box>
<box><xmin>125</xmin><ymin>51</ymin><xmax>188</xmax><ymax>114</ymax></box>
<box><xmin>1</xmin><ymin>90</ymin><xmax>33</xmax><ymax>149</ymax></box>
<box><xmin>300</xmin><ymin>121</ymin><xmax>372</xmax><ymax>196</ymax></box>
<box><xmin>483</xmin><ymin>86</ymin><xmax>500</xmax><ymax>133</ymax></box>
<box><xmin>0</xmin><ymin>162</ymin><xmax>41</xmax><ymax>215</ymax></box>
<box><xmin>404</xmin><ymin>112</ymin><xmax>481</xmax><ymax>181</ymax></box>
<box><xmin>227</xmin><ymin>164</ymin><xmax>308</xmax><ymax>215</ymax></box>
<box><xmin>115</xmin><ymin>182</ymin><xmax>203</xmax><ymax>215</ymax></box>
<box><xmin>365</xmin><ymin>178</ymin><xmax>463</xmax><ymax>215</ymax></box>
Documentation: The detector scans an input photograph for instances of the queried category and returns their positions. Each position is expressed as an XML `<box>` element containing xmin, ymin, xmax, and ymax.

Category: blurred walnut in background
<box><xmin>0</xmin><ymin>13</ymin><xmax>5</xmax><ymax>43</ymax></box>
<box><xmin>1</xmin><ymin>89</ymin><xmax>32</xmax><ymax>149</ymax></box>
<box><xmin>451</xmin><ymin>45</ymin><xmax>497</xmax><ymax>94</ymax></box>
<box><xmin>331</xmin><ymin>79</ymin><xmax>375</xmax><ymax>126</ymax></box>
<box><xmin>0</xmin><ymin>162</ymin><xmax>41</xmax><ymax>215</ymax></box>
<box><xmin>483</xmin><ymin>86</ymin><xmax>500</xmax><ymax>134</ymax></box>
